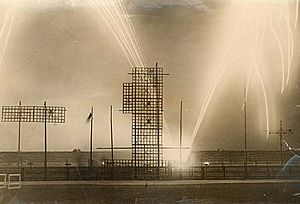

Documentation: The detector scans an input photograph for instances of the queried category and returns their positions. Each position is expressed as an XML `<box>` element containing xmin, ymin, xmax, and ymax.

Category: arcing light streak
<box><xmin>117</xmin><ymin>0</ymin><xmax>146</xmax><ymax>65</ymax></box>
<box><xmin>96</xmin><ymin>0</ymin><xmax>138</xmax><ymax>65</ymax></box>
<box><xmin>0</xmin><ymin>2</ymin><xmax>14</xmax><ymax>66</ymax></box>
<box><xmin>0</xmin><ymin>6</ymin><xmax>15</xmax><ymax>65</ymax></box>
<box><xmin>241</xmin><ymin>70</ymin><xmax>252</xmax><ymax>111</ymax></box>
<box><xmin>86</xmin><ymin>0</ymin><xmax>145</xmax><ymax>67</ymax></box>
<box><xmin>104</xmin><ymin>0</ymin><xmax>145</xmax><ymax>66</ymax></box>
<box><xmin>0</xmin><ymin>5</ymin><xmax>13</xmax><ymax>40</ymax></box>
<box><xmin>87</xmin><ymin>0</ymin><xmax>134</xmax><ymax>67</ymax></box>
<box><xmin>191</xmin><ymin>51</ymin><xmax>238</xmax><ymax>143</ymax></box>
<box><xmin>271</xmin><ymin>0</ymin><xmax>297</xmax><ymax>90</ymax></box>
<box><xmin>251</xmin><ymin>4</ymin><xmax>270</xmax><ymax>139</ymax></box>
<box><xmin>110</xmin><ymin>0</ymin><xmax>145</xmax><ymax>66</ymax></box>
<box><xmin>283</xmin><ymin>0</ymin><xmax>294</xmax><ymax>88</ymax></box>
<box><xmin>191</xmin><ymin>0</ymin><xmax>247</xmax><ymax>144</ymax></box>
<box><xmin>270</xmin><ymin>20</ymin><xmax>285</xmax><ymax>94</ymax></box>
<box><xmin>191</xmin><ymin>0</ymin><xmax>298</xmax><ymax>147</ymax></box>
<box><xmin>256</xmin><ymin>69</ymin><xmax>270</xmax><ymax>138</ymax></box>
<box><xmin>295</xmin><ymin>0</ymin><xmax>299</xmax><ymax>30</ymax></box>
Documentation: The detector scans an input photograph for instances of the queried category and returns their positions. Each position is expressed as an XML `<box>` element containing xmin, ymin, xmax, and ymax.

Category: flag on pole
<box><xmin>86</xmin><ymin>106</ymin><xmax>93</xmax><ymax>122</ymax></box>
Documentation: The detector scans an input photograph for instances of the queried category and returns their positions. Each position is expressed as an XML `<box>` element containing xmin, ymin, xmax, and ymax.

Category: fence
<box><xmin>1</xmin><ymin>163</ymin><xmax>300</xmax><ymax>181</ymax></box>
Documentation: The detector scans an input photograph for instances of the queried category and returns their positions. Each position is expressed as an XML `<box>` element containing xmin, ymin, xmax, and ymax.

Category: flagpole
<box><xmin>110</xmin><ymin>105</ymin><xmax>114</xmax><ymax>179</ymax></box>
<box><xmin>244</xmin><ymin>73</ymin><xmax>247</xmax><ymax>179</ymax></box>
<box><xmin>18</xmin><ymin>100</ymin><xmax>22</xmax><ymax>168</ymax></box>
<box><xmin>89</xmin><ymin>106</ymin><xmax>93</xmax><ymax>168</ymax></box>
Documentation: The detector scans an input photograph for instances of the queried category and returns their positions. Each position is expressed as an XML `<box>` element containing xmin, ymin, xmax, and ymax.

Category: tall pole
<box><xmin>179</xmin><ymin>101</ymin><xmax>183</xmax><ymax>166</ymax></box>
<box><xmin>89</xmin><ymin>106</ymin><xmax>93</xmax><ymax>168</ymax></box>
<box><xmin>44</xmin><ymin>101</ymin><xmax>47</xmax><ymax>181</ymax></box>
<box><xmin>269</xmin><ymin>120</ymin><xmax>292</xmax><ymax>166</ymax></box>
<box><xmin>133</xmin><ymin>69</ymin><xmax>137</xmax><ymax>179</ymax></box>
<box><xmin>244</xmin><ymin>74</ymin><xmax>247</xmax><ymax>178</ymax></box>
<box><xmin>280</xmin><ymin>120</ymin><xmax>283</xmax><ymax>166</ymax></box>
<box><xmin>110</xmin><ymin>105</ymin><xmax>114</xmax><ymax>179</ymax></box>
<box><xmin>155</xmin><ymin>62</ymin><xmax>160</xmax><ymax>179</ymax></box>
<box><xmin>179</xmin><ymin>101</ymin><xmax>183</xmax><ymax>179</ymax></box>
<box><xmin>18</xmin><ymin>100</ymin><xmax>21</xmax><ymax>168</ymax></box>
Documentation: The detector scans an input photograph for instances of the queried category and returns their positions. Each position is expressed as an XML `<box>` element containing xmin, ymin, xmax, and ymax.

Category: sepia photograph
<box><xmin>0</xmin><ymin>0</ymin><xmax>300</xmax><ymax>203</ymax></box>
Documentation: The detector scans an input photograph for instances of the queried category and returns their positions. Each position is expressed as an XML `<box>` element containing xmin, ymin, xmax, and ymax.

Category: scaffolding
<box><xmin>123</xmin><ymin>65</ymin><xmax>167</xmax><ymax>178</ymax></box>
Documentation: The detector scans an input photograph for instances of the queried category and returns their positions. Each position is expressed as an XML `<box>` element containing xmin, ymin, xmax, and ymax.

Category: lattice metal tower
<box><xmin>122</xmin><ymin>64</ymin><xmax>166</xmax><ymax>177</ymax></box>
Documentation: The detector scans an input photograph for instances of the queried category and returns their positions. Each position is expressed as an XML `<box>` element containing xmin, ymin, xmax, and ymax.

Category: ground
<box><xmin>1</xmin><ymin>180</ymin><xmax>300</xmax><ymax>203</ymax></box>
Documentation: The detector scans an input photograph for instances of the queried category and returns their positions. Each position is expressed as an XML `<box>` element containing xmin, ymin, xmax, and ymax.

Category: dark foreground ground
<box><xmin>1</xmin><ymin>180</ymin><xmax>300</xmax><ymax>203</ymax></box>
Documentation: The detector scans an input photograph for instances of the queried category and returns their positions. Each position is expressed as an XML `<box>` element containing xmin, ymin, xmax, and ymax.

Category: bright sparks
<box><xmin>191</xmin><ymin>0</ymin><xmax>299</xmax><ymax>146</ymax></box>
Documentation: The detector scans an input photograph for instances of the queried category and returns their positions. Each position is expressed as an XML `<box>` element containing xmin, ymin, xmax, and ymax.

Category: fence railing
<box><xmin>1</xmin><ymin>163</ymin><xmax>300</xmax><ymax>181</ymax></box>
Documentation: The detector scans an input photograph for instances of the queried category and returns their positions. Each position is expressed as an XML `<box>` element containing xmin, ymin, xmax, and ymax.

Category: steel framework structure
<box><xmin>1</xmin><ymin>102</ymin><xmax>66</xmax><ymax>180</ymax></box>
<box><xmin>123</xmin><ymin>65</ymin><xmax>167</xmax><ymax>177</ymax></box>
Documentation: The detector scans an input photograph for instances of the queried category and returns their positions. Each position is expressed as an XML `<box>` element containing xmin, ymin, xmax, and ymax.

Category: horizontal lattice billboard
<box><xmin>2</xmin><ymin>106</ymin><xmax>66</xmax><ymax>123</ymax></box>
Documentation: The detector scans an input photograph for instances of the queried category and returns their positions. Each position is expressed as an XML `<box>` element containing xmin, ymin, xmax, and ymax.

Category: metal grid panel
<box><xmin>2</xmin><ymin>106</ymin><xmax>66</xmax><ymax>123</ymax></box>
<box><xmin>122</xmin><ymin>83</ymin><xmax>132</xmax><ymax>114</ymax></box>
<box><xmin>123</xmin><ymin>66</ymin><xmax>165</xmax><ymax>171</ymax></box>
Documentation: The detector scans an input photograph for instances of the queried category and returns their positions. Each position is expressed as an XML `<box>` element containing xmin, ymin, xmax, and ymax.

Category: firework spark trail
<box><xmin>192</xmin><ymin>0</ymin><xmax>249</xmax><ymax>143</ymax></box>
<box><xmin>241</xmin><ymin>70</ymin><xmax>252</xmax><ymax>111</ymax></box>
<box><xmin>191</xmin><ymin>31</ymin><xmax>238</xmax><ymax>141</ymax></box>
<box><xmin>86</xmin><ymin>0</ymin><xmax>134</xmax><ymax>67</ymax></box>
<box><xmin>118</xmin><ymin>0</ymin><xmax>146</xmax><ymax>65</ymax></box>
<box><xmin>256</xmin><ymin>68</ymin><xmax>270</xmax><ymax>138</ymax></box>
<box><xmin>278</xmin><ymin>1</ymin><xmax>284</xmax><ymax>27</ymax></box>
<box><xmin>191</xmin><ymin>0</ymin><xmax>247</xmax><ymax>144</ymax></box>
<box><xmin>96</xmin><ymin>0</ymin><xmax>137</xmax><ymax>65</ymax></box>
<box><xmin>270</xmin><ymin>5</ymin><xmax>286</xmax><ymax>94</ymax></box>
<box><xmin>191</xmin><ymin>0</ymin><xmax>291</xmax><ymax>145</ymax></box>
<box><xmin>246</xmin><ymin>70</ymin><xmax>253</xmax><ymax>99</ymax></box>
<box><xmin>258</xmin><ymin>9</ymin><xmax>268</xmax><ymax>57</ymax></box>
<box><xmin>86</xmin><ymin>0</ymin><xmax>145</xmax><ymax>67</ymax></box>
<box><xmin>109</xmin><ymin>0</ymin><xmax>142</xmax><ymax>66</ymax></box>
<box><xmin>87</xmin><ymin>0</ymin><xmax>132</xmax><ymax>65</ymax></box>
<box><xmin>190</xmin><ymin>53</ymin><xmax>234</xmax><ymax>143</ymax></box>
<box><xmin>272</xmin><ymin>0</ymin><xmax>297</xmax><ymax>90</ymax></box>
<box><xmin>122</xmin><ymin>4</ymin><xmax>147</xmax><ymax>65</ymax></box>
<box><xmin>283</xmin><ymin>0</ymin><xmax>293</xmax><ymax>88</ymax></box>
<box><xmin>273</xmin><ymin>0</ymin><xmax>296</xmax><ymax>89</ymax></box>
<box><xmin>0</xmin><ymin>5</ymin><xmax>13</xmax><ymax>41</ymax></box>
<box><xmin>250</xmin><ymin>2</ymin><xmax>271</xmax><ymax>138</ymax></box>
<box><xmin>294</xmin><ymin>0</ymin><xmax>299</xmax><ymax>30</ymax></box>
<box><xmin>250</xmin><ymin>60</ymin><xmax>270</xmax><ymax>140</ymax></box>
<box><xmin>250</xmin><ymin>18</ymin><xmax>270</xmax><ymax>137</ymax></box>
<box><xmin>269</xmin><ymin>1</ymin><xmax>295</xmax><ymax>92</ymax></box>
<box><xmin>271</xmin><ymin>26</ymin><xmax>285</xmax><ymax>93</ymax></box>
<box><xmin>191</xmin><ymin>50</ymin><xmax>238</xmax><ymax>143</ymax></box>
<box><xmin>0</xmin><ymin>5</ymin><xmax>14</xmax><ymax>65</ymax></box>
<box><xmin>115</xmin><ymin>0</ymin><xmax>141</xmax><ymax>63</ymax></box>
<box><xmin>117</xmin><ymin>0</ymin><xmax>145</xmax><ymax>66</ymax></box>
<box><xmin>99</xmin><ymin>0</ymin><xmax>144</xmax><ymax>66</ymax></box>
<box><xmin>247</xmin><ymin>31</ymin><xmax>267</xmax><ymax>137</ymax></box>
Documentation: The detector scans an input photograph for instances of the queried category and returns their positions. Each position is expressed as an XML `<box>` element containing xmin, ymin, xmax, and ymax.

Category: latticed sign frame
<box><xmin>123</xmin><ymin>83</ymin><xmax>133</xmax><ymax>114</ymax></box>
<box><xmin>122</xmin><ymin>66</ymin><xmax>166</xmax><ymax>172</ymax></box>
<box><xmin>2</xmin><ymin>106</ymin><xmax>66</xmax><ymax>123</ymax></box>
